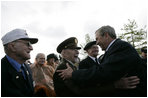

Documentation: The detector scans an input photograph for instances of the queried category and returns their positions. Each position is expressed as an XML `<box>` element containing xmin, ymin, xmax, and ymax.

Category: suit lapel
<box><xmin>6</xmin><ymin>57</ymin><xmax>34</xmax><ymax>91</ymax></box>
<box><xmin>87</xmin><ymin>56</ymin><xmax>98</xmax><ymax>65</ymax></box>
<box><xmin>87</xmin><ymin>57</ymin><xmax>95</xmax><ymax>63</ymax></box>
<box><xmin>7</xmin><ymin>62</ymin><xmax>27</xmax><ymax>89</ymax></box>
<box><xmin>106</xmin><ymin>39</ymin><xmax>120</xmax><ymax>53</ymax></box>
<box><xmin>100</xmin><ymin>39</ymin><xmax>120</xmax><ymax>63</ymax></box>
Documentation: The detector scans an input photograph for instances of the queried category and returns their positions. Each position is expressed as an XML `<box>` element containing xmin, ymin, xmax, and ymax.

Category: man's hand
<box><xmin>56</xmin><ymin>63</ymin><xmax>73</xmax><ymax>80</ymax></box>
<box><xmin>114</xmin><ymin>76</ymin><xmax>140</xmax><ymax>89</ymax></box>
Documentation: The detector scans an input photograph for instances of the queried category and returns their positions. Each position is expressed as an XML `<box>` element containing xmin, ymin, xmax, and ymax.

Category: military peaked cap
<box><xmin>57</xmin><ymin>37</ymin><xmax>81</xmax><ymax>53</ymax></box>
<box><xmin>84</xmin><ymin>41</ymin><xmax>96</xmax><ymax>50</ymax></box>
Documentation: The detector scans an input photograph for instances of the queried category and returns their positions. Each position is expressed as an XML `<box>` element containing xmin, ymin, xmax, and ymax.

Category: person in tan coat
<box><xmin>30</xmin><ymin>53</ymin><xmax>56</xmax><ymax>96</ymax></box>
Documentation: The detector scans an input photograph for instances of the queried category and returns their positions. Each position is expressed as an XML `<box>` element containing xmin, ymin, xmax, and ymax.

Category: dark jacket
<box><xmin>53</xmin><ymin>58</ymin><xmax>116</xmax><ymax>97</ymax></box>
<box><xmin>1</xmin><ymin>56</ymin><xmax>34</xmax><ymax>97</ymax></box>
<box><xmin>72</xmin><ymin>39</ymin><xmax>147</xmax><ymax>97</ymax></box>
<box><xmin>79</xmin><ymin>56</ymin><xmax>98</xmax><ymax>69</ymax></box>
<box><xmin>79</xmin><ymin>56</ymin><xmax>116</xmax><ymax>96</ymax></box>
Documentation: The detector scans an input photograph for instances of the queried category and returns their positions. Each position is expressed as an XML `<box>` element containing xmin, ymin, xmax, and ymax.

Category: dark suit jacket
<box><xmin>53</xmin><ymin>58</ymin><xmax>116</xmax><ymax>97</ymax></box>
<box><xmin>79</xmin><ymin>56</ymin><xmax>117</xmax><ymax>96</ymax></box>
<box><xmin>79</xmin><ymin>56</ymin><xmax>98</xmax><ymax>69</ymax></box>
<box><xmin>72</xmin><ymin>39</ymin><xmax>147</xmax><ymax>97</ymax></box>
<box><xmin>1</xmin><ymin>56</ymin><xmax>34</xmax><ymax>97</ymax></box>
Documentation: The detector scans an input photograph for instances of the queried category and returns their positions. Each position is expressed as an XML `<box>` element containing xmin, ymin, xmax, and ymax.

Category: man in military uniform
<box><xmin>53</xmin><ymin>37</ymin><xmax>81</xmax><ymax>96</ymax></box>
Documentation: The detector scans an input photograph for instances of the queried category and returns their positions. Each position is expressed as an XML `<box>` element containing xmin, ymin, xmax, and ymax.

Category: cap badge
<box><xmin>75</xmin><ymin>39</ymin><xmax>78</xmax><ymax>44</ymax></box>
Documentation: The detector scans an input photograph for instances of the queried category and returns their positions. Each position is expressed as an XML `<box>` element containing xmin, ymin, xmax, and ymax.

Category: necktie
<box><xmin>21</xmin><ymin>65</ymin><xmax>27</xmax><ymax>79</ymax></box>
<box><xmin>21</xmin><ymin>64</ymin><xmax>33</xmax><ymax>89</ymax></box>
<box><xmin>95</xmin><ymin>58</ymin><xmax>99</xmax><ymax>65</ymax></box>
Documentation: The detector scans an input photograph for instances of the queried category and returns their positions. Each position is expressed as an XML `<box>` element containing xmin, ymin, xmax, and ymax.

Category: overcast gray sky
<box><xmin>1</xmin><ymin>0</ymin><xmax>147</xmax><ymax>62</ymax></box>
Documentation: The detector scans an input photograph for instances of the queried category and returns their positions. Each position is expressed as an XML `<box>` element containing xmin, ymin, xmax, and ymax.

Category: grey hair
<box><xmin>95</xmin><ymin>25</ymin><xmax>116</xmax><ymax>39</ymax></box>
<box><xmin>36</xmin><ymin>53</ymin><xmax>45</xmax><ymax>59</ymax></box>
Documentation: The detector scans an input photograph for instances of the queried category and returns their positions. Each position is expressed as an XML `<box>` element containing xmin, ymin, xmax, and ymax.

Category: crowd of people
<box><xmin>1</xmin><ymin>25</ymin><xmax>147</xmax><ymax>97</ymax></box>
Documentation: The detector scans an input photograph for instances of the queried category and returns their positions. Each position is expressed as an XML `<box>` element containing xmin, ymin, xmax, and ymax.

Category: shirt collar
<box><xmin>65</xmin><ymin>59</ymin><xmax>75</xmax><ymax>66</ymax></box>
<box><xmin>88</xmin><ymin>55</ymin><xmax>96</xmax><ymax>62</ymax></box>
<box><xmin>106</xmin><ymin>39</ymin><xmax>116</xmax><ymax>51</ymax></box>
<box><xmin>6</xmin><ymin>55</ymin><xmax>22</xmax><ymax>72</ymax></box>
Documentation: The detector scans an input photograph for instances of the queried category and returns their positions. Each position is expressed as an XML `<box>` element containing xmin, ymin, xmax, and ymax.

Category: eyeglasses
<box><xmin>15</xmin><ymin>40</ymin><xmax>32</xmax><ymax>47</ymax></box>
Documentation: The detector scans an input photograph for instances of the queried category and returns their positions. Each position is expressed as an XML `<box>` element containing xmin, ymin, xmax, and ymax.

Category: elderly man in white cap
<box><xmin>1</xmin><ymin>29</ymin><xmax>38</xmax><ymax>97</ymax></box>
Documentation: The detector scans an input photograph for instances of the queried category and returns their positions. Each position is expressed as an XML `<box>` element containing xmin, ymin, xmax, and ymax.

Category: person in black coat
<box><xmin>1</xmin><ymin>29</ymin><xmax>38</xmax><ymax>97</ymax></box>
<box><xmin>79</xmin><ymin>41</ymin><xmax>100</xmax><ymax>69</ymax></box>
<box><xmin>57</xmin><ymin>25</ymin><xmax>147</xmax><ymax>97</ymax></box>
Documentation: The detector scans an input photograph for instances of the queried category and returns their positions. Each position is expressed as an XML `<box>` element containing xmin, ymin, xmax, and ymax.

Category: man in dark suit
<box><xmin>79</xmin><ymin>41</ymin><xmax>100</xmax><ymax>69</ymax></box>
<box><xmin>57</xmin><ymin>25</ymin><xmax>147</xmax><ymax>97</ymax></box>
<box><xmin>1</xmin><ymin>29</ymin><xmax>38</xmax><ymax>96</ymax></box>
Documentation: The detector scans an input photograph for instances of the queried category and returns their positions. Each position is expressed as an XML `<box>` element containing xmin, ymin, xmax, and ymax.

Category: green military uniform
<box><xmin>53</xmin><ymin>37</ymin><xmax>81</xmax><ymax>96</ymax></box>
<box><xmin>53</xmin><ymin>58</ymin><xmax>80</xmax><ymax>96</ymax></box>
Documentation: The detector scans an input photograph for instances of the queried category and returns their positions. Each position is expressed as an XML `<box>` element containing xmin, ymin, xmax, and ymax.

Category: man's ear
<box><xmin>104</xmin><ymin>32</ymin><xmax>110</xmax><ymax>40</ymax></box>
<box><xmin>86</xmin><ymin>49</ymin><xmax>89</xmax><ymax>54</ymax></box>
<box><xmin>8</xmin><ymin>42</ymin><xmax>16</xmax><ymax>52</ymax></box>
<box><xmin>61</xmin><ymin>49</ymin><xmax>67</xmax><ymax>58</ymax></box>
<box><xmin>61</xmin><ymin>49</ymin><xmax>66</xmax><ymax>54</ymax></box>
